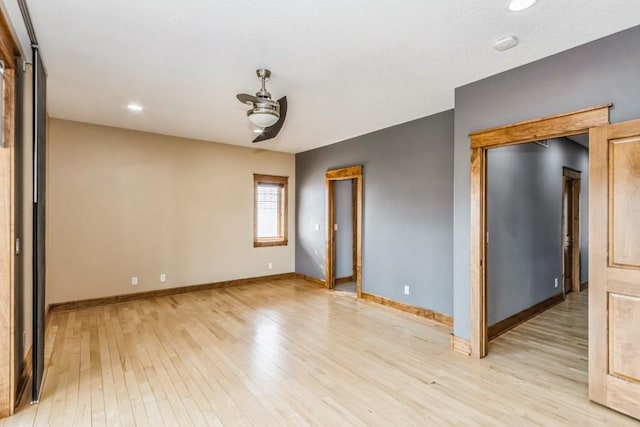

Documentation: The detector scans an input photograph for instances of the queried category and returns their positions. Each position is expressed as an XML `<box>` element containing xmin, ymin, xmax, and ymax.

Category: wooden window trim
<box><xmin>253</xmin><ymin>174</ymin><xmax>288</xmax><ymax>248</ymax></box>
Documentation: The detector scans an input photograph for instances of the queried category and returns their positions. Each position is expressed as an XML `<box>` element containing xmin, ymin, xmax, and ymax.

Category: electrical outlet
<box><xmin>404</xmin><ymin>285</ymin><xmax>410</xmax><ymax>295</ymax></box>
<box><xmin>268</xmin><ymin>262</ymin><xmax>273</xmax><ymax>270</ymax></box>
<box><xmin>132</xmin><ymin>276</ymin><xmax>138</xmax><ymax>286</ymax></box>
<box><xmin>554</xmin><ymin>278</ymin><xmax>558</xmax><ymax>288</ymax></box>
<box><xmin>160</xmin><ymin>274</ymin><xmax>166</xmax><ymax>282</ymax></box>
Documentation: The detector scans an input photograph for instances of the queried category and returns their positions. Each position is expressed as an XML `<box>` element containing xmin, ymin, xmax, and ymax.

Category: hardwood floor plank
<box><xmin>3</xmin><ymin>280</ymin><xmax>638</xmax><ymax>426</ymax></box>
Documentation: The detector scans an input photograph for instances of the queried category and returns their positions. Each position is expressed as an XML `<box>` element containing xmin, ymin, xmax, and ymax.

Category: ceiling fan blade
<box><xmin>253</xmin><ymin>96</ymin><xmax>287</xmax><ymax>143</ymax></box>
<box><xmin>236</xmin><ymin>93</ymin><xmax>259</xmax><ymax>105</ymax></box>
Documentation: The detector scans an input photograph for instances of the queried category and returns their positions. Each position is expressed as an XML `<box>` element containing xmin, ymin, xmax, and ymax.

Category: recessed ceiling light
<box><xmin>127</xmin><ymin>103</ymin><xmax>143</xmax><ymax>112</ymax></box>
<box><xmin>508</xmin><ymin>0</ymin><xmax>538</xmax><ymax>12</ymax></box>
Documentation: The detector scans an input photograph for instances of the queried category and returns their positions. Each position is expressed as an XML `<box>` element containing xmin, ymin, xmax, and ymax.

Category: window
<box><xmin>254</xmin><ymin>174</ymin><xmax>288</xmax><ymax>247</ymax></box>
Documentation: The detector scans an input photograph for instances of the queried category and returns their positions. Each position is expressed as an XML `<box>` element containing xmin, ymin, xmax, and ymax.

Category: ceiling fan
<box><xmin>236</xmin><ymin>69</ymin><xmax>287</xmax><ymax>143</ymax></box>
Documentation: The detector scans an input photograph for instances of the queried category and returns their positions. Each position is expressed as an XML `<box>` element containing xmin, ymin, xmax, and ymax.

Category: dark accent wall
<box><xmin>486</xmin><ymin>138</ymin><xmax>588</xmax><ymax>326</ymax></box>
<box><xmin>13</xmin><ymin>60</ymin><xmax>34</xmax><ymax>398</ymax></box>
<box><xmin>296</xmin><ymin>110</ymin><xmax>454</xmax><ymax>315</ymax></box>
<box><xmin>32</xmin><ymin>47</ymin><xmax>47</xmax><ymax>402</ymax></box>
<box><xmin>453</xmin><ymin>25</ymin><xmax>640</xmax><ymax>339</ymax></box>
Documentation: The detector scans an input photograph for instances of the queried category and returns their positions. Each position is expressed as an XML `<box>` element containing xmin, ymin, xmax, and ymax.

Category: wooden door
<box><xmin>589</xmin><ymin>119</ymin><xmax>640</xmax><ymax>420</ymax></box>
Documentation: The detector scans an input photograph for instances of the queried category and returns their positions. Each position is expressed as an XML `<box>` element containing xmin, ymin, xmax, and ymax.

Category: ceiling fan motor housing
<box><xmin>247</xmin><ymin>100</ymin><xmax>280</xmax><ymax>127</ymax></box>
<box><xmin>237</xmin><ymin>68</ymin><xmax>286</xmax><ymax>131</ymax></box>
<box><xmin>247</xmin><ymin>69</ymin><xmax>280</xmax><ymax>127</ymax></box>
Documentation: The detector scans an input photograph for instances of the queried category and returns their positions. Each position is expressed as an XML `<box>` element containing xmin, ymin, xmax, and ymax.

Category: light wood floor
<box><xmin>1</xmin><ymin>279</ymin><xmax>637</xmax><ymax>426</ymax></box>
<box><xmin>333</xmin><ymin>282</ymin><xmax>356</xmax><ymax>293</ymax></box>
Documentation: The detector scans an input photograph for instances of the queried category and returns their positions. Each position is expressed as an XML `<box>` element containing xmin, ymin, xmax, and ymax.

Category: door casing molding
<box><xmin>468</xmin><ymin>104</ymin><xmax>610</xmax><ymax>358</ymax></box>
<box><xmin>325</xmin><ymin>166</ymin><xmax>363</xmax><ymax>297</ymax></box>
<box><xmin>0</xmin><ymin>11</ymin><xmax>21</xmax><ymax>417</ymax></box>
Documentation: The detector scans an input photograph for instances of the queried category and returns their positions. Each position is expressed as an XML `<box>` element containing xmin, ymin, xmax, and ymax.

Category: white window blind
<box><xmin>256</xmin><ymin>183</ymin><xmax>282</xmax><ymax>238</ymax></box>
<box><xmin>253</xmin><ymin>174</ymin><xmax>288</xmax><ymax>247</ymax></box>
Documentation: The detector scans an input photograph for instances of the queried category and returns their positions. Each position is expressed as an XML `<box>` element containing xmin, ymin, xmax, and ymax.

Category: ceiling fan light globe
<box><xmin>248</xmin><ymin>111</ymin><xmax>279</xmax><ymax>128</ymax></box>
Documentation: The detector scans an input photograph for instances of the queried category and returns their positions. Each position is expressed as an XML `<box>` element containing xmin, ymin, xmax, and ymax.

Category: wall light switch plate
<box><xmin>160</xmin><ymin>274</ymin><xmax>166</xmax><ymax>282</ymax></box>
<box><xmin>132</xmin><ymin>276</ymin><xmax>138</xmax><ymax>286</ymax></box>
<box><xmin>404</xmin><ymin>285</ymin><xmax>410</xmax><ymax>295</ymax></box>
<box><xmin>268</xmin><ymin>262</ymin><xmax>273</xmax><ymax>270</ymax></box>
<box><xmin>314</xmin><ymin>224</ymin><xmax>320</xmax><ymax>231</ymax></box>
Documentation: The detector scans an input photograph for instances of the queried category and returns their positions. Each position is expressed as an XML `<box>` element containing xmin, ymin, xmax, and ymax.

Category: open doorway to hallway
<box><xmin>333</xmin><ymin>179</ymin><xmax>357</xmax><ymax>294</ymax></box>
<box><xmin>562</xmin><ymin>166</ymin><xmax>583</xmax><ymax>295</ymax></box>
<box><xmin>325</xmin><ymin>166</ymin><xmax>363</xmax><ymax>296</ymax></box>
<box><xmin>485</xmin><ymin>134</ymin><xmax>589</xmax><ymax>342</ymax></box>
<box><xmin>483</xmin><ymin>135</ymin><xmax>592</xmax><ymax>411</ymax></box>
<box><xmin>470</xmin><ymin>106</ymin><xmax>640</xmax><ymax>419</ymax></box>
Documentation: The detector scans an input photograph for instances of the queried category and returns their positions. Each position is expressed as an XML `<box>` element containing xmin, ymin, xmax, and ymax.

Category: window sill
<box><xmin>254</xmin><ymin>239</ymin><xmax>288</xmax><ymax>248</ymax></box>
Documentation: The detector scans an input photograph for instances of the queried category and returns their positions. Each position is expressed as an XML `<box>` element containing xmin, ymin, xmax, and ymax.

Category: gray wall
<box><xmin>486</xmin><ymin>138</ymin><xmax>588</xmax><ymax>325</ymax></box>
<box><xmin>335</xmin><ymin>179</ymin><xmax>353</xmax><ymax>279</ymax></box>
<box><xmin>14</xmin><ymin>62</ymin><xmax>34</xmax><ymax>384</ymax></box>
<box><xmin>453</xmin><ymin>25</ymin><xmax>640</xmax><ymax>339</ymax></box>
<box><xmin>296</xmin><ymin>110</ymin><xmax>454</xmax><ymax>315</ymax></box>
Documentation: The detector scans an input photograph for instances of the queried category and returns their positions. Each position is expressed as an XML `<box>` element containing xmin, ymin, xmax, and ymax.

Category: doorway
<box><xmin>333</xmin><ymin>179</ymin><xmax>357</xmax><ymax>293</ymax></box>
<box><xmin>484</xmin><ymin>139</ymin><xmax>588</xmax><ymax>341</ymax></box>
<box><xmin>469</xmin><ymin>104</ymin><xmax>610</xmax><ymax>358</ymax></box>
<box><xmin>325</xmin><ymin>166</ymin><xmax>362</xmax><ymax>297</ymax></box>
<box><xmin>562</xmin><ymin>167</ymin><xmax>581</xmax><ymax>295</ymax></box>
<box><xmin>471</xmin><ymin>107</ymin><xmax>640</xmax><ymax>419</ymax></box>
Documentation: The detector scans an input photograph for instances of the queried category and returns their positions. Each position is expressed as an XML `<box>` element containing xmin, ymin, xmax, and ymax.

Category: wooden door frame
<box><xmin>562</xmin><ymin>167</ymin><xmax>581</xmax><ymax>295</ymax></box>
<box><xmin>0</xmin><ymin>13</ymin><xmax>20</xmax><ymax>417</ymax></box>
<box><xmin>469</xmin><ymin>104</ymin><xmax>610</xmax><ymax>359</ymax></box>
<box><xmin>326</xmin><ymin>165</ymin><xmax>363</xmax><ymax>297</ymax></box>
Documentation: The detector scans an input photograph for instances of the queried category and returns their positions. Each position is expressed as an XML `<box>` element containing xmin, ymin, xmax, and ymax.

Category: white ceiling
<box><xmin>27</xmin><ymin>1</ymin><xmax>640</xmax><ymax>153</ymax></box>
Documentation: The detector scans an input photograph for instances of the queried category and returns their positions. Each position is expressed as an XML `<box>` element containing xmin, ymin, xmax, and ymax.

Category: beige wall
<box><xmin>47</xmin><ymin>119</ymin><xmax>295</xmax><ymax>304</ymax></box>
